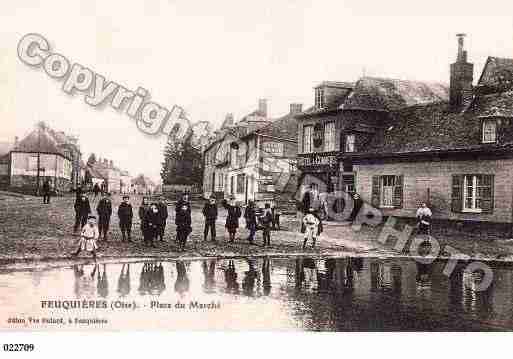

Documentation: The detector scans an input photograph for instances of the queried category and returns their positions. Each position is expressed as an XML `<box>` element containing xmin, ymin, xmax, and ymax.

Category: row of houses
<box><xmin>203</xmin><ymin>34</ymin><xmax>513</xmax><ymax>231</ymax></box>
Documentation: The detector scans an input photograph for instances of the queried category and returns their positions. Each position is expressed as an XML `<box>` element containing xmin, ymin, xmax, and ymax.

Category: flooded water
<box><xmin>1</xmin><ymin>256</ymin><xmax>513</xmax><ymax>331</ymax></box>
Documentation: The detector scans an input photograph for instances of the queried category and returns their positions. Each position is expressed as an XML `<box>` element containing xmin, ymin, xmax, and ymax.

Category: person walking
<box><xmin>74</xmin><ymin>194</ymin><xmax>91</xmax><ymax>234</ymax></box>
<box><xmin>222</xmin><ymin>196</ymin><xmax>242</xmax><ymax>243</ymax></box>
<box><xmin>118</xmin><ymin>195</ymin><xmax>133</xmax><ymax>242</ymax></box>
<box><xmin>202</xmin><ymin>195</ymin><xmax>218</xmax><ymax>242</ymax></box>
<box><xmin>138</xmin><ymin>197</ymin><xmax>150</xmax><ymax>242</ymax></box>
<box><xmin>260</xmin><ymin>203</ymin><xmax>273</xmax><ymax>247</ymax></box>
<box><xmin>176</xmin><ymin>201</ymin><xmax>192</xmax><ymax>251</ymax></box>
<box><xmin>156</xmin><ymin>196</ymin><xmax>168</xmax><ymax>242</ymax></box>
<box><xmin>244</xmin><ymin>200</ymin><xmax>257</xmax><ymax>245</ymax></box>
<box><xmin>42</xmin><ymin>179</ymin><xmax>51</xmax><ymax>204</ymax></box>
<box><xmin>302</xmin><ymin>208</ymin><xmax>320</xmax><ymax>249</ymax></box>
<box><xmin>72</xmin><ymin>215</ymin><xmax>99</xmax><ymax>259</ymax></box>
<box><xmin>96</xmin><ymin>192</ymin><xmax>112</xmax><ymax>241</ymax></box>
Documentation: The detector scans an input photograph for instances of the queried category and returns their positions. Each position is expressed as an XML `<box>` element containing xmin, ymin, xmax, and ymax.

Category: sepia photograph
<box><xmin>1</xmin><ymin>0</ymin><xmax>513</xmax><ymax>354</ymax></box>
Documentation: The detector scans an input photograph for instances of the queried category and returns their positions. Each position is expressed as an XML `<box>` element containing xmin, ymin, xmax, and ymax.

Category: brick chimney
<box><xmin>258</xmin><ymin>99</ymin><xmax>267</xmax><ymax>117</ymax></box>
<box><xmin>450</xmin><ymin>33</ymin><xmax>474</xmax><ymax>110</ymax></box>
<box><xmin>290</xmin><ymin>103</ymin><xmax>303</xmax><ymax>115</ymax></box>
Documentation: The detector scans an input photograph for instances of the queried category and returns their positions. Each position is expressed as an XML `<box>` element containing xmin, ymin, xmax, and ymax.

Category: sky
<box><xmin>1</xmin><ymin>0</ymin><xmax>513</xmax><ymax>181</ymax></box>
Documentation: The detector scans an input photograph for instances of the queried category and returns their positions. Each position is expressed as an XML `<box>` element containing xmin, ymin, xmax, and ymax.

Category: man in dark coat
<box><xmin>202</xmin><ymin>195</ymin><xmax>218</xmax><ymax>242</ymax></box>
<box><xmin>156</xmin><ymin>196</ymin><xmax>169</xmax><ymax>241</ymax></box>
<box><xmin>42</xmin><ymin>179</ymin><xmax>51</xmax><ymax>204</ymax></box>
<box><xmin>93</xmin><ymin>183</ymin><xmax>100</xmax><ymax>199</ymax></box>
<box><xmin>74</xmin><ymin>194</ymin><xmax>91</xmax><ymax>233</ymax></box>
<box><xmin>143</xmin><ymin>203</ymin><xmax>160</xmax><ymax>247</ymax></box>
<box><xmin>176</xmin><ymin>201</ymin><xmax>192</xmax><ymax>251</ymax></box>
<box><xmin>96</xmin><ymin>192</ymin><xmax>113</xmax><ymax>241</ymax></box>
<box><xmin>118</xmin><ymin>195</ymin><xmax>133</xmax><ymax>242</ymax></box>
<box><xmin>260</xmin><ymin>203</ymin><xmax>273</xmax><ymax>247</ymax></box>
<box><xmin>243</xmin><ymin>200</ymin><xmax>257</xmax><ymax>244</ymax></box>
<box><xmin>139</xmin><ymin>197</ymin><xmax>150</xmax><ymax>242</ymax></box>
<box><xmin>222</xmin><ymin>196</ymin><xmax>242</xmax><ymax>243</ymax></box>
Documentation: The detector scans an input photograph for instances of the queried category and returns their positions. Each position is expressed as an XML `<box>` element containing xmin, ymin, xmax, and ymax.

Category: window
<box><xmin>315</xmin><ymin>88</ymin><xmax>325</xmax><ymax>109</ymax></box>
<box><xmin>27</xmin><ymin>156</ymin><xmax>38</xmax><ymax>171</ymax></box>
<box><xmin>371</xmin><ymin>175</ymin><xmax>403</xmax><ymax>208</ymax></box>
<box><xmin>324</xmin><ymin>122</ymin><xmax>336</xmax><ymax>151</ymax></box>
<box><xmin>345</xmin><ymin>134</ymin><xmax>356</xmax><ymax>152</ymax></box>
<box><xmin>303</xmin><ymin>125</ymin><xmax>313</xmax><ymax>153</ymax></box>
<box><xmin>381</xmin><ymin>175</ymin><xmax>396</xmax><ymax>207</ymax></box>
<box><xmin>482</xmin><ymin>120</ymin><xmax>497</xmax><ymax>143</ymax></box>
<box><xmin>231</xmin><ymin>147</ymin><xmax>238</xmax><ymax>167</ymax></box>
<box><xmin>342</xmin><ymin>174</ymin><xmax>355</xmax><ymax>193</ymax></box>
<box><xmin>236</xmin><ymin>174</ymin><xmax>245</xmax><ymax>194</ymax></box>
<box><xmin>452</xmin><ymin>174</ymin><xmax>494</xmax><ymax>213</ymax></box>
<box><xmin>230</xmin><ymin>176</ymin><xmax>235</xmax><ymax>195</ymax></box>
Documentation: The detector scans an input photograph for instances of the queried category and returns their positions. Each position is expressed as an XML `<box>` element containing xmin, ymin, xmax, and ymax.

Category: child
<box><xmin>176</xmin><ymin>203</ymin><xmax>192</xmax><ymax>251</ymax></box>
<box><xmin>118</xmin><ymin>196</ymin><xmax>133</xmax><ymax>242</ymax></box>
<box><xmin>260</xmin><ymin>203</ymin><xmax>273</xmax><ymax>247</ymax></box>
<box><xmin>302</xmin><ymin>208</ymin><xmax>320</xmax><ymax>249</ymax></box>
<box><xmin>72</xmin><ymin>215</ymin><xmax>99</xmax><ymax>259</ymax></box>
<box><xmin>222</xmin><ymin>196</ymin><xmax>242</xmax><ymax>243</ymax></box>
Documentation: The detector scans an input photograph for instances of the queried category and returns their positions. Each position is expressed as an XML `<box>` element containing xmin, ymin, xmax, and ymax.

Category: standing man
<box><xmin>93</xmin><ymin>183</ymin><xmax>100</xmax><ymax>200</ymax></box>
<box><xmin>260</xmin><ymin>203</ymin><xmax>273</xmax><ymax>247</ymax></box>
<box><xmin>42</xmin><ymin>179</ymin><xmax>51</xmax><ymax>204</ymax></box>
<box><xmin>202</xmin><ymin>195</ymin><xmax>218</xmax><ymax>242</ymax></box>
<box><xmin>176</xmin><ymin>201</ymin><xmax>192</xmax><ymax>251</ymax></box>
<box><xmin>74</xmin><ymin>194</ymin><xmax>91</xmax><ymax>234</ymax></box>
<box><xmin>222</xmin><ymin>196</ymin><xmax>242</xmax><ymax>243</ymax></box>
<box><xmin>243</xmin><ymin>200</ymin><xmax>257</xmax><ymax>245</ymax></box>
<box><xmin>143</xmin><ymin>203</ymin><xmax>160</xmax><ymax>247</ymax></box>
<box><xmin>156</xmin><ymin>196</ymin><xmax>168</xmax><ymax>242</ymax></box>
<box><xmin>97</xmin><ymin>192</ymin><xmax>113</xmax><ymax>241</ymax></box>
<box><xmin>118</xmin><ymin>195</ymin><xmax>133</xmax><ymax>242</ymax></box>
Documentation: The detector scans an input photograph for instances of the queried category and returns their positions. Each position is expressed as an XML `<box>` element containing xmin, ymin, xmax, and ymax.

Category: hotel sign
<box><xmin>298</xmin><ymin>154</ymin><xmax>337</xmax><ymax>168</ymax></box>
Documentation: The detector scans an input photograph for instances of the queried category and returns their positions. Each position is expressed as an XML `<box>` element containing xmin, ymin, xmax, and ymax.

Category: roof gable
<box><xmin>477</xmin><ymin>56</ymin><xmax>513</xmax><ymax>89</ymax></box>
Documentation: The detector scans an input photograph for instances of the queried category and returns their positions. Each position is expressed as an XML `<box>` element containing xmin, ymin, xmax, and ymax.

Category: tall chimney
<box><xmin>290</xmin><ymin>103</ymin><xmax>303</xmax><ymax>115</ymax></box>
<box><xmin>450</xmin><ymin>33</ymin><xmax>474</xmax><ymax>110</ymax></box>
<box><xmin>258</xmin><ymin>99</ymin><xmax>267</xmax><ymax>118</ymax></box>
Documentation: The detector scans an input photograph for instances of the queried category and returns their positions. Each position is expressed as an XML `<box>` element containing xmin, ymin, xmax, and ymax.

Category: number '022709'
<box><xmin>3</xmin><ymin>344</ymin><xmax>35</xmax><ymax>352</ymax></box>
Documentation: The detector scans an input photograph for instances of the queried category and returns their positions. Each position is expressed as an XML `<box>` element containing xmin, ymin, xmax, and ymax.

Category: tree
<box><xmin>161</xmin><ymin>133</ymin><xmax>203</xmax><ymax>186</ymax></box>
<box><xmin>87</xmin><ymin>153</ymin><xmax>97</xmax><ymax>166</ymax></box>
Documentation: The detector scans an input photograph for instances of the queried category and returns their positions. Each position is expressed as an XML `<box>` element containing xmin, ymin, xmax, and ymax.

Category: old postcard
<box><xmin>2</xmin><ymin>1</ymin><xmax>513</xmax><ymax>346</ymax></box>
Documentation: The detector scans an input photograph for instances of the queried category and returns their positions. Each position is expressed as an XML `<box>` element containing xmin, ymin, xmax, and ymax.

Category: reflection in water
<box><xmin>73</xmin><ymin>264</ymin><xmax>97</xmax><ymax>298</ymax></box>
<box><xmin>139</xmin><ymin>263</ymin><xmax>166</xmax><ymax>296</ymax></box>
<box><xmin>202</xmin><ymin>260</ymin><xmax>216</xmax><ymax>294</ymax></box>
<box><xmin>262</xmin><ymin>257</ymin><xmax>271</xmax><ymax>296</ymax></box>
<box><xmin>224</xmin><ymin>260</ymin><xmax>239</xmax><ymax>294</ymax></box>
<box><xmin>97</xmin><ymin>264</ymin><xmax>109</xmax><ymax>298</ymax></box>
<box><xmin>117</xmin><ymin>264</ymin><xmax>131</xmax><ymax>298</ymax></box>
<box><xmin>3</xmin><ymin>257</ymin><xmax>513</xmax><ymax>330</ymax></box>
<box><xmin>242</xmin><ymin>259</ymin><xmax>259</xmax><ymax>297</ymax></box>
<box><xmin>174</xmin><ymin>261</ymin><xmax>189</xmax><ymax>297</ymax></box>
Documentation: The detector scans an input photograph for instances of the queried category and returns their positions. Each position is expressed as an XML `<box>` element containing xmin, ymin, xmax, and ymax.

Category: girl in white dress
<box><xmin>302</xmin><ymin>208</ymin><xmax>320</xmax><ymax>249</ymax></box>
<box><xmin>72</xmin><ymin>216</ymin><xmax>99</xmax><ymax>259</ymax></box>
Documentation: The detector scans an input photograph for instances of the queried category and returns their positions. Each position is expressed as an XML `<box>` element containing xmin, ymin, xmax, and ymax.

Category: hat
<box><xmin>88</xmin><ymin>215</ymin><xmax>96</xmax><ymax>220</ymax></box>
<box><xmin>209</xmin><ymin>195</ymin><xmax>216</xmax><ymax>200</ymax></box>
<box><xmin>122</xmin><ymin>195</ymin><xmax>130</xmax><ymax>200</ymax></box>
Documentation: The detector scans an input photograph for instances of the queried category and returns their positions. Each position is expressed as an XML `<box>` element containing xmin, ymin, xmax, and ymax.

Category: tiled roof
<box><xmin>251</xmin><ymin>112</ymin><xmax>298</xmax><ymax>141</ymax></box>
<box><xmin>351</xmin><ymin>89</ymin><xmax>513</xmax><ymax>157</ymax></box>
<box><xmin>342</xmin><ymin>77</ymin><xmax>449</xmax><ymax>111</ymax></box>
<box><xmin>477</xmin><ymin>57</ymin><xmax>513</xmax><ymax>88</ymax></box>
<box><xmin>13</xmin><ymin>127</ymin><xmax>67</xmax><ymax>157</ymax></box>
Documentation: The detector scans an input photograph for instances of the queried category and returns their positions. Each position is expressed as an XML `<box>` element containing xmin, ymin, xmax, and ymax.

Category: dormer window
<box><xmin>345</xmin><ymin>134</ymin><xmax>356</xmax><ymax>152</ymax></box>
<box><xmin>482</xmin><ymin>119</ymin><xmax>497</xmax><ymax>143</ymax></box>
<box><xmin>315</xmin><ymin>88</ymin><xmax>325</xmax><ymax>109</ymax></box>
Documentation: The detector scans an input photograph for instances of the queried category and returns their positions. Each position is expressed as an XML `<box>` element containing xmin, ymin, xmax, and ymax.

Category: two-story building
<box><xmin>346</xmin><ymin>35</ymin><xmax>513</xmax><ymax>235</ymax></box>
<box><xmin>296</xmin><ymin>77</ymin><xmax>448</xmax><ymax>198</ymax></box>
<box><xmin>0</xmin><ymin>122</ymin><xmax>74</xmax><ymax>194</ymax></box>
<box><xmin>224</xmin><ymin>104</ymin><xmax>300</xmax><ymax>207</ymax></box>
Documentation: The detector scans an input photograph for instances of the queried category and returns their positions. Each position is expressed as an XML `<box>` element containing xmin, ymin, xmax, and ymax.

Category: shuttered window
<box><xmin>371</xmin><ymin>175</ymin><xmax>404</xmax><ymax>209</ymax></box>
<box><xmin>451</xmin><ymin>174</ymin><xmax>494</xmax><ymax>213</ymax></box>
<box><xmin>482</xmin><ymin>120</ymin><xmax>497</xmax><ymax>143</ymax></box>
<box><xmin>324</xmin><ymin>122</ymin><xmax>336</xmax><ymax>151</ymax></box>
<box><xmin>303</xmin><ymin>125</ymin><xmax>313</xmax><ymax>153</ymax></box>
